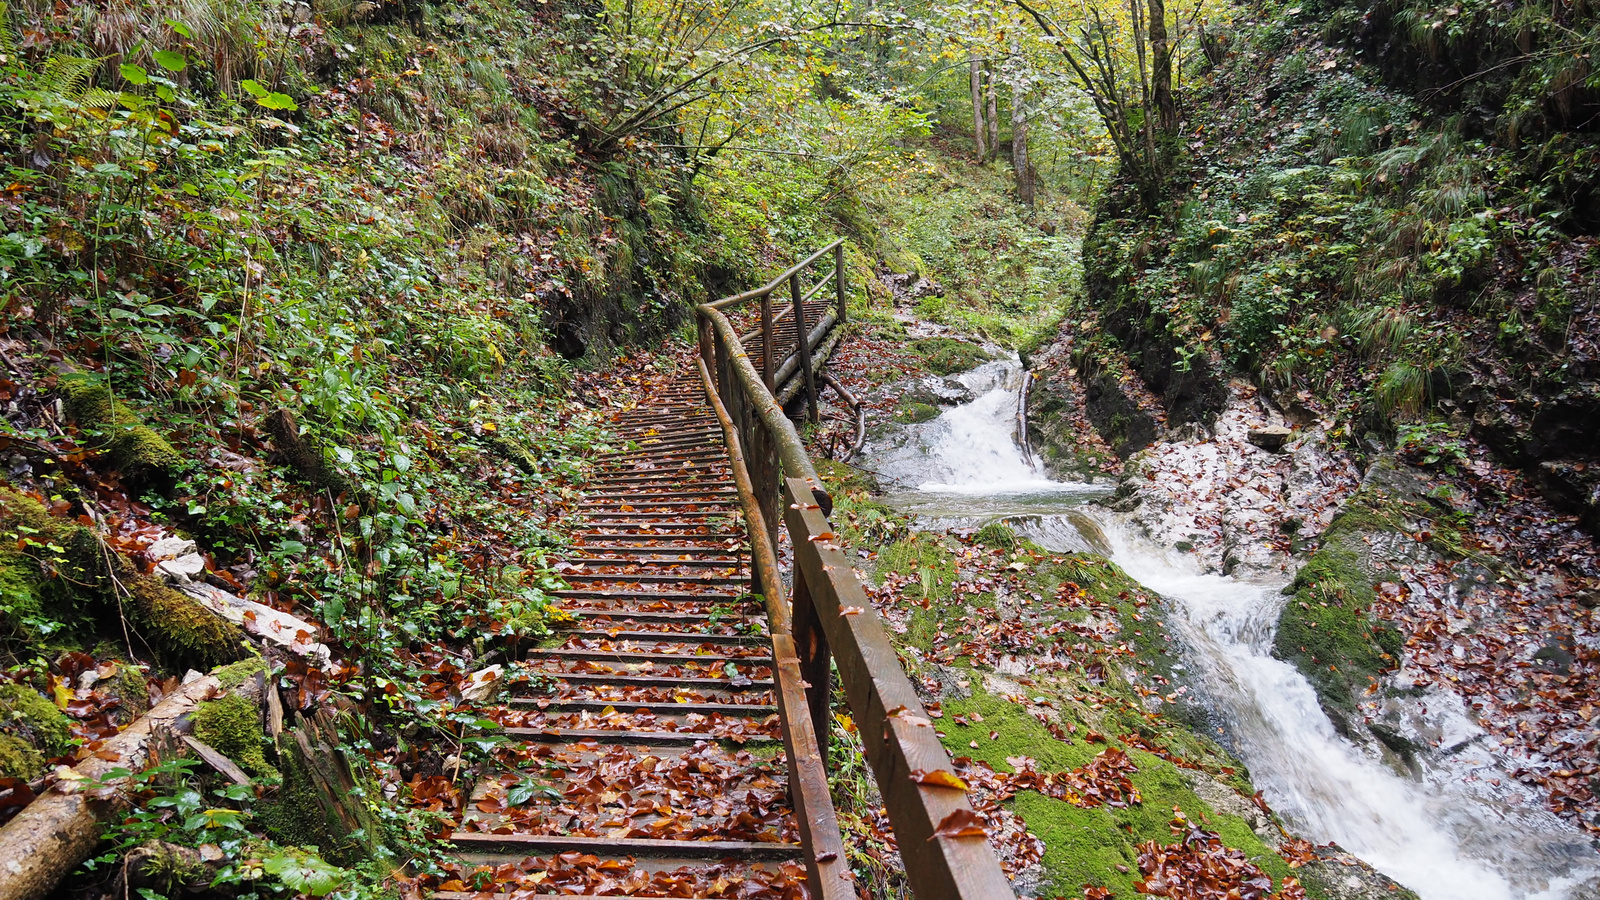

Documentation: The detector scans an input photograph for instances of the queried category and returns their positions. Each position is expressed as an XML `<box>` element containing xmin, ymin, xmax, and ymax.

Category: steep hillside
<box><xmin>1047</xmin><ymin>0</ymin><xmax>1598</xmax><ymax>533</ymax></box>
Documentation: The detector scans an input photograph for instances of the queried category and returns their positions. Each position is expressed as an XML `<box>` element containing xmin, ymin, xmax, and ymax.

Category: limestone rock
<box><xmin>1247</xmin><ymin>425</ymin><xmax>1293</xmax><ymax>452</ymax></box>
<box><xmin>156</xmin><ymin>553</ymin><xmax>207</xmax><ymax>583</ymax></box>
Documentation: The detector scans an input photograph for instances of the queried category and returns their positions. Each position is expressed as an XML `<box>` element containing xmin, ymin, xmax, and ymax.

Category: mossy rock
<box><xmin>1272</xmin><ymin>459</ymin><xmax>1436</xmax><ymax>718</ymax></box>
<box><xmin>910</xmin><ymin>337</ymin><xmax>994</xmax><ymax>375</ymax></box>
<box><xmin>1273</xmin><ymin>548</ymin><xmax>1398</xmax><ymax>717</ymax></box>
<box><xmin>58</xmin><ymin>377</ymin><xmax>182</xmax><ymax>486</ymax></box>
<box><xmin>893</xmin><ymin>400</ymin><xmax>941</xmax><ymax>424</ymax></box>
<box><xmin>0</xmin><ymin>681</ymin><xmax>74</xmax><ymax>763</ymax></box>
<box><xmin>194</xmin><ymin>692</ymin><xmax>279</xmax><ymax>781</ymax></box>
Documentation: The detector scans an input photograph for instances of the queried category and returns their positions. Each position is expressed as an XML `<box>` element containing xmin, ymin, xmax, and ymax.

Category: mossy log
<box><xmin>0</xmin><ymin>674</ymin><xmax>233</xmax><ymax>900</ymax></box>
<box><xmin>114</xmin><ymin>840</ymin><xmax>222</xmax><ymax>897</ymax></box>
<box><xmin>57</xmin><ymin>377</ymin><xmax>182</xmax><ymax>488</ymax></box>
<box><xmin>262</xmin><ymin>408</ymin><xmax>359</xmax><ymax>501</ymax></box>
<box><xmin>0</xmin><ymin>488</ymin><xmax>244</xmax><ymax>670</ymax></box>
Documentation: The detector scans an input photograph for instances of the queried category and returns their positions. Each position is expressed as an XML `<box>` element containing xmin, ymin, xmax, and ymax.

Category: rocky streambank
<box><xmin>1026</xmin><ymin>328</ymin><xmax>1600</xmax><ymax>895</ymax></box>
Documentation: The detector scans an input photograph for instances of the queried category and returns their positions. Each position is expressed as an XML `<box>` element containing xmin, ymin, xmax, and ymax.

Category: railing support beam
<box><xmin>792</xmin><ymin>271</ymin><xmax>818</xmax><ymax>424</ymax></box>
<box><xmin>834</xmin><ymin>243</ymin><xmax>847</xmax><ymax>323</ymax></box>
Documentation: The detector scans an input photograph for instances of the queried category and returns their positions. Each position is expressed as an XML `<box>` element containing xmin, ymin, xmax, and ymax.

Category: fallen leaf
<box><xmin>910</xmin><ymin>769</ymin><xmax>970</xmax><ymax>790</ymax></box>
<box><xmin>928</xmin><ymin>808</ymin><xmax>988</xmax><ymax>840</ymax></box>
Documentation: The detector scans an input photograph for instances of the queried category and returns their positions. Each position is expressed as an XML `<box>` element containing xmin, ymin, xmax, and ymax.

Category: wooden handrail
<box><xmin>695</xmin><ymin>241</ymin><xmax>1013</xmax><ymax>900</ymax></box>
<box><xmin>700</xmin><ymin>306</ymin><xmax>829</xmax><ymax>511</ymax></box>
<box><xmin>695</xmin><ymin>355</ymin><xmax>854</xmax><ymax>900</ymax></box>
<box><xmin>708</xmin><ymin>239</ymin><xmax>846</xmax><ymax>311</ymax></box>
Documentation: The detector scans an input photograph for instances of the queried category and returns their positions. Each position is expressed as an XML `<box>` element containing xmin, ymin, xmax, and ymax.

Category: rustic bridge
<box><xmin>446</xmin><ymin>242</ymin><xmax>1013</xmax><ymax>900</ymax></box>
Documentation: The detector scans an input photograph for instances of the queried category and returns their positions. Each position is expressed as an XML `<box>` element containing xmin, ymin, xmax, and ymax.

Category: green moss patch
<box><xmin>1273</xmin><ymin>547</ymin><xmax>1399</xmax><ymax>715</ymax></box>
<box><xmin>973</xmin><ymin>522</ymin><xmax>1019</xmax><ymax>550</ymax></box>
<box><xmin>0</xmin><ymin>681</ymin><xmax>74</xmax><ymax>762</ymax></box>
<box><xmin>0</xmin><ymin>487</ymin><xmax>240</xmax><ymax>668</ymax></box>
<box><xmin>893</xmin><ymin>400</ymin><xmax>941</xmax><ymax>424</ymax></box>
<box><xmin>0</xmin><ymin>733</ymin><xmax>43</xmax><ymax>779</ymax></box>
<box><xmin>910</xmin><ymin>337</ymin><xmax>993</xmax><ymax>375</ymax></box>
<box><xmin>194</xmin><ymin>692</ymin><xmax>279</xmax><ymax>781</ymax></box>
<box><xmin>59</xmin><ymin>377</ymin><xmax>182</xmax><ymax>485</ymax></box>
<box><xmin>935</xmin><ymin>688</ymin><xmax>1292</xmax><ymax>896</ymax></box>
<box><xmin>213</xmin><ymin>658</ymin><xmax>269</xmax><ymax>691</ymax></box>
<box><xmin>126</xmin><ymin>578</ymin><xmax>243</xmax><ymax>671</ymax></box>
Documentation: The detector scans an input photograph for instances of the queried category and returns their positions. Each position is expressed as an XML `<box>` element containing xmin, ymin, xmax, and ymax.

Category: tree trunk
<box><xmin>115</xmin><ymin>841</ymin><xmax>224</xmax><ymax>897</ymax></box>
<box><xmin>983</xmin><ymin>62</ymin><xmax>1000</xmax><ymax>162</ymax></box>
<box><xmin>1149</xmin><ymin>0</ymin><xmax>1175</xmax><ymax>135</ymax></box>
<box><xmin>970</xmin><ymin>53</ymin><xmax>987</xmax><ymax>159</ymax></box>
<box><xmin>0</xmin><ymin>675</ymin><xmax>234</xmax><ymax>900</ymax></box>
<box><xmin>1010</xmin><ymin>35</ymin><xmax>1034</xmax><ymax>207</ymax></box>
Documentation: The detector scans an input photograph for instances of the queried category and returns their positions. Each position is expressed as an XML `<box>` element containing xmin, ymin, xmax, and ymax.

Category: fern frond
<box><xmin>40</xmin><ymin>55</ymin><xmax>99</xmax><ymax>98</ymax></box>
<box><xmin>0</xmin><ymin>4</ymin><xmax>16</xmax><ymax>59</ymax></box>
<box><xmin>77</xmin><ymin>88</ymin><xmax>119</xmax><ymax>111</ymax></box>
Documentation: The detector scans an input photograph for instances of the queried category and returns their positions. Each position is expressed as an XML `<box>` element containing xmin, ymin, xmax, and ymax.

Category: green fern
<box><xmin>39</xmin><ymin>56</ymin><xmax>98</xmax><ymax>97</ymax></box>
<box><xmin>17</xmin><ymin>53</ymin><xmax>120</xmax><ymax>120</ymax></box>
<box><xmin>0</xmin><ymin>4</ymin><xmax>14</xmax><ymax>60</ymax></box>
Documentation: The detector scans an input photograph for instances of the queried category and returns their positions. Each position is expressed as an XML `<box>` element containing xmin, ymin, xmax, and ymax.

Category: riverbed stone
<box><xmin>1247</xmin><ymin>425</ymin><xmax>1293</xmax><ymax>451</ymax></box>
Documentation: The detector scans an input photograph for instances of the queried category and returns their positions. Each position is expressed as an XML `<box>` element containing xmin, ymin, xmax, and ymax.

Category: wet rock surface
<box><xmin>1110</xmin><ymin>380</ymin><xmax>1359</xmax><ymax>579</ymax></box>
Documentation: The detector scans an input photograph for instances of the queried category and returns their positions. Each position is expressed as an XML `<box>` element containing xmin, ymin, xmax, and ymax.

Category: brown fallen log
<box><xmin>263</xmin><ymin>408</ymin><xmax>359</xmax><ymax>502</ymax></box>
<box><xmin>0</xmin><ymin>674</ymin><xmax>228</xmax><ymax>900</ymax></box>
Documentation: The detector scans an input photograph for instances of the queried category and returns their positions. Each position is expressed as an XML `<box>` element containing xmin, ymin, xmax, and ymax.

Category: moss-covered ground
<box><xmin>909</xmin><ymin>338</ymin><xmax>994</xmax><ymax>376</ymax></box>
<box><xmin>0</xmin><ymin>681</ymin><xmax>74</xmax><ymax>779</ymax></box>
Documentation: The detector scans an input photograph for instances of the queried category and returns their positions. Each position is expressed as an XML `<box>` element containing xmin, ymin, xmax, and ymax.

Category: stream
<box><xmin>860</xmin><ymin>357</ymin><xmax>1600</xmax><ymax>900</ymax></box>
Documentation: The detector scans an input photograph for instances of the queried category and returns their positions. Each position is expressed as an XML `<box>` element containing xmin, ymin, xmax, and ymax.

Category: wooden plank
<box><xmin>511</xmin><ymin>698</ymin><xmax>777</xmax><ymax>715</ymax></box>
<box><xmin>527</xmin><ymin>673</ymin><xmax>773</xmax><ymax>690</ymax></box>
<box><xmin>789</xmin><ymin>568</ymin><xmax>832</xmax><ymax>761</ymax></box>
<box><xmin>448</xmin><ymin>833</ymin><xmax>800</xmax><ymax>859</ymax></box>
<box><xmin>500</xmin><ymin>727</ymin><xmax>778</xmax><ymax>744</ymax></box>
<box><xmin>551</xmin><ymin>589</ymin><xmax>747</xmax><ymax>601</ymax></box>
<box><xmin>783</xmin><ymin>477</ymin><xmax>1013</xmax><ymax>900</ymax></box>
<box><xmin>564</xmin><ymin>557</ymin><xmax>747</xmax><ymax>568</ymax></box>
<box><xmin>585</xmin><ymin>489</ymin><xmax>737</xmax><ymax>500</ymax></box>
<box><xmin>791</xmin><ymin>272</ymin><xmax>817</xmax><ymax>424</ymax></box>
<box><xmin>557</xmin><ymin>573</ymin><xmax>747</xmax><ymax>585</ymax></box>
<box><xmin>561</xmin><ymin>609</ymin><xmax>744</xmax><ymax>623</ymax></box>
<box><xmin>523</xmin><ymin>648</ymin><xmax>772</xmax><ymax>664</ymax></box>
<box><xmin>542</xmin><ymin>630</ymin><xmax>764</xmax><ymax>644</ymax></box>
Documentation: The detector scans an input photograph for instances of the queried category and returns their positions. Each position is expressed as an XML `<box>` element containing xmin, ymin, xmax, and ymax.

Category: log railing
<box><xmin>696</xmin><ymin>242</ymin><xmax>1014</xmax><ymax>900</ymax></box>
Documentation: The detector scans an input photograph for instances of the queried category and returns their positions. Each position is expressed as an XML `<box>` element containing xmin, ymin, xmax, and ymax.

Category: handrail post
<box><xmin>834</xmin><ymin>242</ymin><xmax>847</xmax><ymax>323</ymax></box>
<box><xmin>697</xmin><ymin>311</ymin><xmax>713</xmax><ymax>372</ymax></box>
<box><xmin>760</xmin><ymin>289</ymin><xmax>774</xmax><ymax>393</ymax></box>
<box><xmin>792</xmin><ymin>272</ymin><xmax>818</xmax><ymax>424</ymax></box>
<box><xmin>790</xmin><ymin>564</ymin><xmax>832</xmax><ymax>761</ymax></box>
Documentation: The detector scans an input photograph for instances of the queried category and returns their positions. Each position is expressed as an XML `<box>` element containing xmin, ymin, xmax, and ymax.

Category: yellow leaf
<box><xmin>52</xmin><ymin>676</ymin><xmax>73</xmax><ymax>708</ymax></box>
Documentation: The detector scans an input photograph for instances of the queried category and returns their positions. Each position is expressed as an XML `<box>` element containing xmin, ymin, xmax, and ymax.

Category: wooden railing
<box><xmin>696</xmin><ymin>243</ymin><xmax>1014</xmax><ymax>900</ymax></box>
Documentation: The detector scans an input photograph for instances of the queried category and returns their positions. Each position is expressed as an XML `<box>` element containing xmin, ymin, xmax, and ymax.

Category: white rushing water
<box><xmin>861</xmin><ymin>358</ymin><xmax>1600</xmax><ymax>900</ymax></box>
